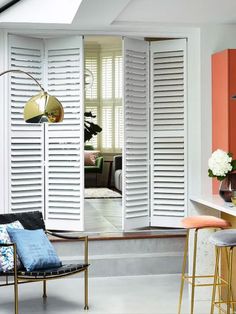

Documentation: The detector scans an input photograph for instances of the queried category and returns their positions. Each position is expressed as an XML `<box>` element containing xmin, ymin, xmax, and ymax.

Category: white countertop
<box><xmin>190</xmin><ymin>194</ymin><xmax>236</xmax><ymax>216</ymax></box>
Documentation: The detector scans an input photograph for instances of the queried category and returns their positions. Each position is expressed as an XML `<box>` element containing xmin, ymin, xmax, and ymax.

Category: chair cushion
<box><xmin>0</xmin><ymin>220</ymin><xmax>24</xmax><ymax>272</ymax></box>
<box><xmin>7</xmin><ymin>228</ymin><xmax>62</xmax><ymax>271</ymax></box>
<box><xmin>209</xmin><ymin>229</ymin><xmax>236</xmax><ymax>247</ymax></box>
<box><xmin>181</xmin><ymin>215</ymin><xmax>231</xmax><ymax>229</ymax></box>
<box><xmin>84</xmin><ymin>150</ymin><xmax>99</xmax><ymax>166</ymax></box>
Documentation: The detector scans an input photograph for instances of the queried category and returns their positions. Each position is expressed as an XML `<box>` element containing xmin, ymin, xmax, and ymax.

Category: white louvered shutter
<box><xmin>123</xmin><ymin>38</ymin><xmax>149</xmax><ymax>230</ymax></box>
<box><xmin>44</xmin><ymin>36</ymin><xmax>84</xmax><ymax>231</ymax></box>
<box><xmin>150</xmin><ymin>39</ymin><xmax>187</xmax><ymax>228</ymax></box>
<box><xmin>8</xmin><ymin>35</ymin><xmax>44</xmax><ymax>213</ymax></box>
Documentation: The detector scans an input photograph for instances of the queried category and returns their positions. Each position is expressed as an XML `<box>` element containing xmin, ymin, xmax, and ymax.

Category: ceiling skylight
<box><xmin>0</xmin><ymin>0</ymin><xmax>83</xmax><ymax>24</ymax></box>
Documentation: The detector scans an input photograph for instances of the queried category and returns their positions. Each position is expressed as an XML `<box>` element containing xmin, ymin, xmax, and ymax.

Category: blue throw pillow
<box><xmin>7</xmin><ymin>228</ymin><xmax>62</xmax><ymax>271</ymax></box>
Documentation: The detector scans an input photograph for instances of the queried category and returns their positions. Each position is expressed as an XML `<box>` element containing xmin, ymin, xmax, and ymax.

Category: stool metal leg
<box><xmin>190</xmin><ymin>229</ymin><xmax>198</xmax><ymax>314</ymax></box>
<box><xmin>178</xmin><ymin>229</ymin><xmax>189</xmax><ymax>314</ymax></box>
<box><xmin>211</xmin><ymin>247</ymin><xmax>220</xmax><ymax>314</ymax></box>
<box><xmin>227</xmin><ymin>248</ymin><xmax>233</xmax><ymax>314</ymax></box>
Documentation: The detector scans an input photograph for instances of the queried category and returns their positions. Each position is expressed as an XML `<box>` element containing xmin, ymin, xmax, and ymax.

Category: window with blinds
<box><xmin>84</xmin><ymin>46</ymin><xmax>123</xmax><ymax>152</ymax></box>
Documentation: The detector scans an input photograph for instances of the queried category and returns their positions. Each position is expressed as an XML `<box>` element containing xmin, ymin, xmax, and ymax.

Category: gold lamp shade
<box><xmin>24</xmin><ymin>91</ymin><xmax>64</xmax><ymax>123</ymax></box>
<box><xmin>0</xmin><ymin>69</ymin><xmax>64</xmax><ymax>123</ymax></box>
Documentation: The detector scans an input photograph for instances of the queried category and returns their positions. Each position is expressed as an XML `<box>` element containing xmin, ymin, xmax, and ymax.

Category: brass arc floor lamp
<box><xmin>0</xmin><ymin>69</ymin><xmax>64</xmax><ymax>123</ymax></box>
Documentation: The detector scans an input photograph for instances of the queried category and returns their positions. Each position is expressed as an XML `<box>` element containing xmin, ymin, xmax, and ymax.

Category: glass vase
<box><xmin>219</xmin><ymin>172</ymin><xmax>236</xmax><ymax>202</ymax></box>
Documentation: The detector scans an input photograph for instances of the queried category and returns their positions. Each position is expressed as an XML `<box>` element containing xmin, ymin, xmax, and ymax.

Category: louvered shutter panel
<box><xmin>44</xmin><ymin>36</ymin><xmax>84</xmax><ymax>231</ymax></box>
<box><xmin>150</xmin><ymin>39</ymin><xmax>187</xmax><ymax>228</ymax></box>
<box><xmin>123</xmin><ymin>38</ymin><xmax>149</xmax><ymax>230</ymax></box>
<box><xmin>8</xmin><ymin>35</ymin><xmax>44</xmax><ymax>213</ymax></box>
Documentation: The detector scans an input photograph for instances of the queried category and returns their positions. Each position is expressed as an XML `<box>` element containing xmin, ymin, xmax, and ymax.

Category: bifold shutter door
<box><xmin>150</xmin><ymin>39</ymin><xmax>187</xmax><ymax>228</ymax></box>
<box><xmin>123</xmin><ymin>37</ymin><xmax>149</xmax><ymax>230</ymax></box>
<box><xmin>44</xmin><ymin>36</ymin><xmax>84</xmax><ymax>231</ymax></box>
<box><xmin>8</xmin><ymin>35</ymin><xmax>44</xmax><ymax>214</ymax></box>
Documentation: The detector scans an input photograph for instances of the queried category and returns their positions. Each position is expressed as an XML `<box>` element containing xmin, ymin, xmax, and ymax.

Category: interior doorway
<box><xmin>83</xmin><ymin>36</ymin><xmax>123</xmax><ymax>232</ymax></box>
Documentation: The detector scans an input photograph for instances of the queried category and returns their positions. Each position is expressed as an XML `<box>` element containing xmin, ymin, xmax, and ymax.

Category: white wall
<box><xmin>189</xmin><ymin>24</ymin><xmax>236</xmax><ymax>301</ymax></box>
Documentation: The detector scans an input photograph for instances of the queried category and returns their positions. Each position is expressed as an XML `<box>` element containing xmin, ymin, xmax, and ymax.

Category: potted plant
<box><xmin>84</xmin><ymin>111</ymin><xmax>102</xmax><ymax>143</ymax></box>
<box><xmin>208</xmin><ymin>149</ymin><xmax>236</xmax><ymax>202</ymax></box>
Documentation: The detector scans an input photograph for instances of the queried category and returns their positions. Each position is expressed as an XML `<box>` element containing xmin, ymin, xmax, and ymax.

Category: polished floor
<box><xmin>0</xmin><ymin>274</ymin><xmax>210</xmax><ymax>314</ymax></box>
<box><xmin>84</xmin><ymin>198</ymin><xmax>122</xmax><ymax>232</ymax></box>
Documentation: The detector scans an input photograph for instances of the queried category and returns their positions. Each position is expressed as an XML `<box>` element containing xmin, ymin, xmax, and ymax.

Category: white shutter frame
<box><xmin>150</xmin><ymin>39</ymin><xmax>187</xmax><ymax>228</ymax></box>
<box><xmin>8</xmin><ymin>35</ymin><xmax>44</xmax><ymax>214</ymax></box>
<box><xmin>122</xmin><ymin>37</ymin><xmax>149</xmax><ymax>230</ymax></box>
<box><xmin>44</xmin><ymin>36</ymin><xmax>84</xmax><ymax>231</ymax></box>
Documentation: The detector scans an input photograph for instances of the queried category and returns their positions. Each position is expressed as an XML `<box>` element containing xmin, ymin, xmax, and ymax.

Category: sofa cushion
<box><xmin>115</xmin><ymin>169</ymin><xmax>122</xmax><ymax>192</ymax></box>
<box><xmin>0</xmin><ymin>220</ymin><xmax>24</xmax><ymax>272</ymax></box>
<box><xmin>7</xmin><ymin>228</ymin><xmax>62</xmax><ymax>271</ymax></box>
<box><xmin>84</xmin><ymin>150</ymin><xmax>99</xmax><ymax>166</ymax></box>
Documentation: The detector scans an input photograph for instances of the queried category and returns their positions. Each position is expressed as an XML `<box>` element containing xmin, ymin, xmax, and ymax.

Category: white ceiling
<box><xmin>0</xmin><ymin>0</ymin><xmax>236</xmax><ymax>28</ymax></box>
<box><xmin>115</xmin><ymin>0</ymin><xmax>236</xmax><ymax>25</ymax></box>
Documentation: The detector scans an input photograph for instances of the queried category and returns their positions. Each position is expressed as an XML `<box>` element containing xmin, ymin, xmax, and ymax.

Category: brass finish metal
<box><xmin>178</xmin><ymin>228</ymin><xmax>221</xmax><ymax>314</ymax></box>
<box><xmin>24</xmin><ymin>91</ymin><xmax>64</xmax><ymax>123</ymax></box>
<box><xmin>0</xmin><ymin>69</ymin><xmax>64</xmax><ymax>123</ymax></box>
<box><xmin>190</xmin><ymin>229</ymin><xmax>198</xmax><ymax>314</ymax></box>
<box><xmin>211</xmin><ymin>246</ymin><xmax>236</xmax><ymax>314</ymax></box>
<box><xmin>43</xmin><ymin>280</ymin><xmax>47</xmax><ymax>298</ymax></box>
<box><xmin>178</xmin><ymin>229</ymin><xmax>189</xmax><ymax>314</ymax></box>
<box><xmin>13</xmin><ymin>244</ymin><xmax>19</xmax><ymax>314</ymax></box>
<box><xmin>211</xmin><ymin>247</ymin><xmax>220</xmax><ymax>314</ymax></box>
<box><xmin>227</xmin><ymin>248</ymin><xmax>233</xmax><ymax>314</ymax></box>
<box><xmin>0</xmin><ymin>234</ymin><xmax>89</xmax><ymax>312</ymax></box>
<box><xmin>84</xmin><ymin>236</ymin><xmax>89</xmax><ymax>310</ymax></box>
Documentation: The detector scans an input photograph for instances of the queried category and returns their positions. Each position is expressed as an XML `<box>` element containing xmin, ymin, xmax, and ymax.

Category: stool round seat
<box><xmin>209</xmin><ymin>229</ymin><xmax>236</xmax><ymax>247</ymax></box>
<box><xmin>181</xmin><ymin>215</ymin><xmax>231</xmax><ymax>229</ymax></box>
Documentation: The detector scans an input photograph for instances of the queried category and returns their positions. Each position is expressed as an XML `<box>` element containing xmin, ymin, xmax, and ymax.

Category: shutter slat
<box><xmin>45</xmin><ymin>36</ymin><xmax>84</xmax><ymax>231</ymax></box>
<box><xmin>151</xmin><ymin>39</ymin><xmax>187</xmax><ymax>228</ymax></box>
<box><xmin>123</xmin><ymin>38</ymin><xmax>149</xmax><ymax>230</ymax></box>
<box><xmin>9</xmin><ymin>35</ymin><xmax>44</xmax><ymax>214</ymax></box>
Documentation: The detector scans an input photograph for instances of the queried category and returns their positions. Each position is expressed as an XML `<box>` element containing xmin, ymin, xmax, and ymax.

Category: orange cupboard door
<box><xmin>212</xmin><ymin>50</ymin><xmax>229</xmax><ymax>194</ymax></box>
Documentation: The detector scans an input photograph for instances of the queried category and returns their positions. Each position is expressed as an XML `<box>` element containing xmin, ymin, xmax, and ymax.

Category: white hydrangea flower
<box><xmin>208</xmin><ymin>149</ymin><xmax>232</xmax><ymax>177</ymax></box>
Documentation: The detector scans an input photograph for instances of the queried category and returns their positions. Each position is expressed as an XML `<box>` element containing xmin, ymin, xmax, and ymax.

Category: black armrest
<box><xmin>0</xmin><ymin>243</ymin><xmax>14</xmax><ymax>247</ymax></box>
<box><xmin>46</xmin><ymin>230</ymin><xmax>87</xmax><ymax>241</ymax></box>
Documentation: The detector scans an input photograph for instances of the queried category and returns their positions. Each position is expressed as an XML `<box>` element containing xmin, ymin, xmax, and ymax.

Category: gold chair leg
<box><xmin>13</xmin><ymin>245</ymin><xmax>19</xmax><ymax>314</ymax></box>
<box><xmin>178</xmin><ymin>229</ymin><xmax>189</xmax><ymax>314</ymax></box>
<box><xmin>211</xmin><ymin>247</ymin><xmax>220</xmax><ymax>314</ymax></box>
<box><xmin>43</xmin><ymin>280</ymin><xmax>47</xmax><ymax>298</ymax></box>
<box><xmin>84</xmin><ymin>269</ymin><xmax>89</xmax><ymax>310</ymax></box>
<box><xmin>216</xmin><ymin>249</ymin><xmax>221</xmax><ymax>314</ymax></box>
<box><xmin>227</xmin><ymin>248</ymin><xmax>233</xmax><ymax>314</ymax></box>
<box><xmin>190</xmin><ymin>229</ymin><xmax>198</xmax><ymax>314</ymax></box>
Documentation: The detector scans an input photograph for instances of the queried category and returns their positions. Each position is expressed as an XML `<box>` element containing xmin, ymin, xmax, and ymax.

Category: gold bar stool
<box><xmin>178</xmin><ymin>215</ymin><xmax>231</xmax><ymax>314</ymax></box>
<box><xmin>209</xmin><ymin>229</ymin><xmax>236</xmax><ymax>314</ymax></box>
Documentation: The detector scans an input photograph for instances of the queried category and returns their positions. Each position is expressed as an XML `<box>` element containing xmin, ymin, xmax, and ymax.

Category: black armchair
<box><xmin>0</xmin><ymin>211</ymin><xmax>89</xmax><ymax>314</ymax></box>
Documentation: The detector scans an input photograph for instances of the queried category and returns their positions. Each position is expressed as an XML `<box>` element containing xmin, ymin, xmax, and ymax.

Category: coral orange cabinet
<box><xmin>212</xmin><ymin>49</ymin><xmax>236</xmax><ymax>193</ymax></box>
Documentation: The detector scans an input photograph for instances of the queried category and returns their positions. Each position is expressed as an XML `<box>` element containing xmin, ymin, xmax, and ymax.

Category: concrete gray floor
<box><xmin>0</xmin><ymin>274</ymin><xmax>211</xmax><ymax>314</ymax></box>
<box><xmin>85</xmin><ymin>198</ymin><xmax>122</xmax><ymax>232</ymax></box>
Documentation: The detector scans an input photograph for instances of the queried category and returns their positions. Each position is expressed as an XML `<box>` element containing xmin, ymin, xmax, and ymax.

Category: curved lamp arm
<box><xmin>0</xmin><ymin>68</ymin><xmax>64</xmax><ymax>123</ymax></box>
<box><xmin>0</xmin><ymin>69</ymin><xmax>45</xmax><ymax>92</ymax></box>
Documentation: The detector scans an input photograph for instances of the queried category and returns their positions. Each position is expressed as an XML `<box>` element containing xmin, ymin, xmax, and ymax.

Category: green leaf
<box><xmin>228</xmin><ymin>152</ymin><xmax>233</xmax><ymax>158</ymax></box>
<box><xmin>216</xmin><ymin>175</ymin><xmax>226</xmax><ymax>181</ymax></box>
<box><xmin>232</xmin><ymin>160</ymin><xmax>236</xmax><ymax>171</ymax></box>
<box><xmin>208</xmin><ymin>169</ymin><xmax>214</xmax><ymax>177</ymax></box>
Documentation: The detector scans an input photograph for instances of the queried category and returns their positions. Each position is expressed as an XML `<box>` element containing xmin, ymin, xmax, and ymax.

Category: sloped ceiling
<box><xmin>0</xmin><ymin>0</ymin><xmax>236</xmax><ymax>29</ymax></box>
<box><xmin>115</xmin><ymin>0</ymin><xmax>236</xmax><ymax>25</ymax></box>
